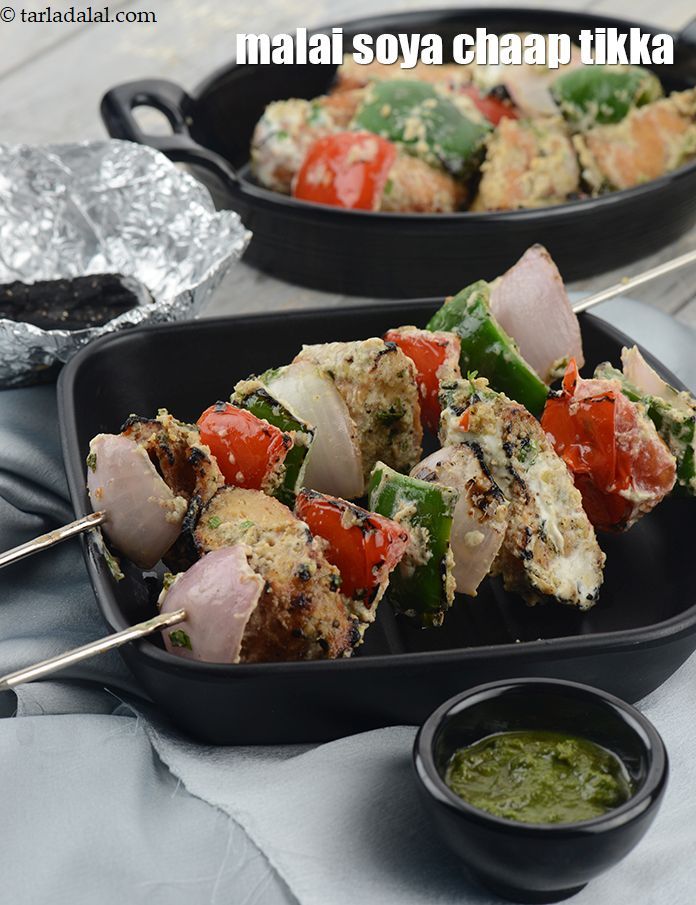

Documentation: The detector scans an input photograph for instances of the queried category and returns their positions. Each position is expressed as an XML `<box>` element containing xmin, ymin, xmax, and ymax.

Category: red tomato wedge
<box><xmin>198</xmin><ymin>403</ymin><xmax>291</xmax><ymax>491</ymax></box>
<box><xmin>384</xmin><ymin>328</ymin><xmax>461</xmax><ymax>433</ymax></box>
<box><xmin>292</xmin><ymin>131</ymin><xmax>397</xmax><ymax>210</ymax></box>
<box><xmin>295</xmin><ymin>488</ymin><xmax>409</xmax><ymax>603</ymax></box>
<box><xmin>460</xmin><ymin>85</ymin><xmax>519</xmax><ymax>125</ymax></box>
<box><xmin>541</xmin><ymin>360</ymin><xmax>676</xmax><ymax>531</ymax></box>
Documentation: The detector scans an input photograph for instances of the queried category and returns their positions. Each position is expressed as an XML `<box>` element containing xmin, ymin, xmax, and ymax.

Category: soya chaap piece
<box><xmin>383</xmin><ymin>326</ymin><xmax>462</xmax><ymax>433</ymax></box>
<box><xmin>368</xmin><ymin>462</ymin><xmax>458</xmax><ymax>627</ymax></box>
<box><xmin>262</xmin><ymin>360</ymin><xmax>364</xmax><ymax>500</ymax></box>
<box><xmin>352</xmin><ymin>80</ymin><xmax>490</xmax><ymax>180</ymax></box>
<box><xmin>551</xmin><ymin>64</ymin><xmax>663</xmax><ymax>131</ymax></box>
<box><xmin>574</xmin><ymin>88</ymin><xmax>696</xmax><ymax>193</ymax></box>
<box><xmin>87</xmin><ymin>409</ymin><xmax>225</xmax><ymax>571</ymax></box>
<box><xmin>197</xmin><ymin>401</ymin><xmax>292</xmax><ymax>495</ymax></box>
<box><xmin>440</xmin><ymin>377</ymin><xmax>605</xmax><ymax>609</ymax></box>
<box><xmin>489</xmin><ymin>244</ymin><xmax>584</xmax><ymax>383</ymax></box>
<box><xmin>120</xmin><ymin>410</ymin><xmax>224</xmax><ymax>509</ymax></box>
<box><xmin>594</xmin><ymin>347</ymin><xmax>696</xmax><ymax>496</ymax></box>
<box><xmin>250</xmin><ymin>96</ymin><xmax>350</xmax><ymax>194</ymax></box>
<box><xmin>291</xmin><ymin>131</ymin><xmax>465</xmax><ymax>213</ymax></box>
<box><xmin>159</xmin><ymin>546</ymin><xmax>264</xmax><ymax>663</ymax></box>
<box><xmin>472</xmin><ymin>116</ymin><xmax>581</xmax><ymax>211</ymax></box>
<box><xmin>411</xmin><ymin>444</ymin><xmax>510</xmax><ymax>598</ymax></box>
<box><xmin>542</xmin><ymin>360</ymin><xmax>677</xmax><ymax>531</ymax></box>
<box><xmin>295</xmin><ymin>337</ymin><xmax>423</xmax><ymax>486</ymax></box>
<box><xmin>427</xmin><ymin>280</ymin><xmax>549</xmax><ymax>417</ymax></box>
<box><xmin>232</xmin><ymin>377</ymin><xmax>315</xmax><ymax>506</ymax></box>
<box><xmin>295</xmin><ymin>488</ymin><xmax>409</xmax><ymax>625</ymax></box>
<box><xmin>194</xmin><ymin>486</ymin><xmax>360</xmax><ymax>661</ymax></box>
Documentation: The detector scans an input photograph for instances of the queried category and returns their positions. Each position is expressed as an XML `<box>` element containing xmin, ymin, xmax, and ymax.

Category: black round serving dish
<box><xmin>58</xmin><ymin>301</ymin><xmax>696</xmax><ymax>745</ymax></box>
<box><xmin>101</xmin><ymin>7</ymin><xmax>696</xmax><ymax>297</ymax></box>
<box><xmin>414</xmin><ymin>679</ymin><xmax>668</xmax><ymax>903</ymax></box>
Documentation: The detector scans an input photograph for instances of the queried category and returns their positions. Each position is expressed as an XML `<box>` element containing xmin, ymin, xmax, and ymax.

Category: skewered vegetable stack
<box><xmin>250</xmin><ymin>52</ymin><xmax>696</xmax><ymax>213</ymax></box>
<box><xmin>86</xmin><ymin>246</ymin><xmax>693</xmax><ymax>666</ymax></box>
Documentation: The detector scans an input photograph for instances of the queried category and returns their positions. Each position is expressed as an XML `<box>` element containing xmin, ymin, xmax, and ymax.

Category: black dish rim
<box><xmin>57</xmin><ymin>300</ymin><xmax>696</xmax><ymax>681</ymax></box>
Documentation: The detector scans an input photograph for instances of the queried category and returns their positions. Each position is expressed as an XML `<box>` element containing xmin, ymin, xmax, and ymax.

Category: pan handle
<box><xmin>676</xmin><ymin>15</ymin><xmax>696</xmax><ymax>48</ymax></box>
<box><xmin>675</xmin><ymin>16</ymin><xmax>696</xmax><ymax>82</ymax></box>
<box><xmin>100</xmin><ymin>79</ymin><xmax>239</xmax><ymax>188</ymax></box>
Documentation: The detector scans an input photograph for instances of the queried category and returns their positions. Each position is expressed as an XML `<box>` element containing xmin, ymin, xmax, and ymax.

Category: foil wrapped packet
<box><xmin>0</xmin><ymin>140</ymin><xmax>250</xmax><ymax>386</ymax></box>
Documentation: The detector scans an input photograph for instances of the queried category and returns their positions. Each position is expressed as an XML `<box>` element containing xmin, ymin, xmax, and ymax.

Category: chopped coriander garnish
<box><xmin>383</xmin><ymin>178</ymin><xmax>393</xmax><ymax>195</ymax></box>
<box><xmin>169</xmin><ymin>630</ymin><xmax>192</xmax><ymax>650</ymax></box>
<box><xmin>103</xmin><ymin>547</ymin><xmax>124</xmax><ymax>582</ymax></box>
<box><xmin>208</xmin><ymin>516</ymin><xmax>222</xmax><ymax>529</ymax></box>
<box><xmin>238</xmin><ymin>519</ymin><xmax>255</xmax><ymax>532</ymax></box>
<box><xmin>376</xmin><ymin>401</ymin><xmax>406</xmax><ymax>426</ymax></box>
<box><xmin>86</xmin><ymin>451</ymin><xmax>97</xmax><ymax>472</ymax></box>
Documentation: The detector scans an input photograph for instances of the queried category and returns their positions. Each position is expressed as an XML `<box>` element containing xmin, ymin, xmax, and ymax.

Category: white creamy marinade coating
<box><xmin>250</xmin><ymin>98</ymin><xmax>336</xmax><ymax>194</ymax></box>
<box><xmin>440</xmin><ymin>378</ymin><xmax>605</xmax><ymax>609</ymax></box>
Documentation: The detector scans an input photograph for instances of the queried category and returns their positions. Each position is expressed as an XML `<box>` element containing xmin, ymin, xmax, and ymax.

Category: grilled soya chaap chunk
<box><xmin>194</xmin><ymin>486</ymin><xmax>360</xmax><ymax>661</ymax></box>
<box><xmin>473</xmin><ymin>116</ymin><xmax>581</xmax><ymax>210</ymax></box>
<box><xmin>120</xmin><ymin>409</ymin><xmax>224</xmax><ymax>570</ymax></box>
<box><xmin>380</xmin><ymin>153</ymin><xmax>466</xmax><ymax>213</ymax></box>
<box><xmin>295</xmin><ymin>338</ymin><xmax>423</xmax><ymax>485</ymax></box>
<box><xmin>574</xmin><ymin>88</ymin><xmax>696</xmax><ymax>192</ymax></box>
<box><xmin>440</xmin><ymin>378</ymin><xmax>605</xmax><ymax>609</ymax></box>
<box><xmin>250</xmin><ymin>95</ymin><xmax>363</xmax><ymax>194</ymax></box>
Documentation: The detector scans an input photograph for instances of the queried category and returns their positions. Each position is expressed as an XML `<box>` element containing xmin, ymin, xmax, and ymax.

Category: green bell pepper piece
<box><xmin>232</xmin><ymin>379</ymin><xmax>315</xmax><ymax>507</ymax></box>
<box><xmin>368</xmin><ymin>462</ymin><xmax>457</xmax><ymax>628</ymax></box>
<box><xmin>594</xmin><ymin>362</ymin><xmax>696</xmax><ymax>495</ymax></box>
<box><xmin>353</xmin><ymin>80</ymin><xmax>490</xmax><ymax>179</ymax></box>
<box><xmin>552</xmin><ymin>65</ymin><xmax>663</xmax><ymax>130</ymax></box>
<box><xmin>427</xmin><ymin>281</ymin><xmax>549</xmax><ymax>416</ymax></box>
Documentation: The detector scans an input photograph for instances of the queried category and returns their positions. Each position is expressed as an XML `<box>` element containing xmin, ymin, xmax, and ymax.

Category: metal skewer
<box><xmin>572</xmin><ymin>248</ymin><xmax>696</xmax><ymax>314</ymax></box>
<box><xmin>0</xmin><ymin>510</ymin><xmax>107</xmax><ymax>570</ymax></box>
<box><xmin>0</xmin><ymin>608</ymin><xmax>186</xmax><ymax>693</ymax></box>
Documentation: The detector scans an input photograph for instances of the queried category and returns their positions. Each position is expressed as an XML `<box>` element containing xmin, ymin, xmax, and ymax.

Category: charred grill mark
<box><xmin>290</xmin><ymin>593</ymin><xmax>310</xmax><ymax>610</ymax></box>
<box><xmin>296</xmin><ymin>564</ymin><xmax>312</xmax><ymax>582</ymax></box>
<box><xmin>467</xmin><ymin>441</ymin><xmax>506</xmax><ymax>504</ymax></box>
<box><xmin>188</xmin><ymin>446</ymin><xmax>206</xmax><ymax>467</ymax></box>
<box><xmin>376</xmin><ymin>341</ymin><xmax>398</xmax><ymax>359</ymax></box>
<box><xmin>121</xmin><ymin>413</ymin><xmax>157</xmax><ymax>432</ymax></box>
<box><xmin>158</xmin><ymin>439</ymin><xmax>176</xmax><ymax>467</ymax></box>
<box><xmin>348</xmin><ymin>621</ymin><xmax>362</xmax><ymax>647</ymax></box>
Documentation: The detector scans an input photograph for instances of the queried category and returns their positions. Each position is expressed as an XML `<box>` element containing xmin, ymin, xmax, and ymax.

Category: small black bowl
<box><xmin>413</xmin><ymin>679</ymin><xmax>668</xmax><ymax>903</ymax></box>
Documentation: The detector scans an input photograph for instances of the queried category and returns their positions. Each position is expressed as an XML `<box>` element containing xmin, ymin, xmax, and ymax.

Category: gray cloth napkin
<box><xmin>1</xmin><ymin>300</ymin><xmax>695</xmax><ymax>905</ymax></box>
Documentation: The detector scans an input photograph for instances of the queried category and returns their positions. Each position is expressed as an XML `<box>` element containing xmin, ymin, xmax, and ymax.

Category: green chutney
<box><xmin>445</xmin><ymin>730</ymin><xmax>632</xmax><ymax>824</ymax></box>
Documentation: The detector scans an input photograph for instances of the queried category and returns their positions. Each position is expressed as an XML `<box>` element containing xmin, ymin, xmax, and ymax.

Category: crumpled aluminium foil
<box><xmin>0</xmin><ymin>140</ymin><xmax>250</xmax><ymax>386</ymax></box>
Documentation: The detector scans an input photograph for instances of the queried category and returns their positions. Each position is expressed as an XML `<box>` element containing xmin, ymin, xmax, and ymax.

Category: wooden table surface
<box><xmin>1</xmin><ymin>0</ymin><xmax>695</xmax><ymax>325</ymax></box>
